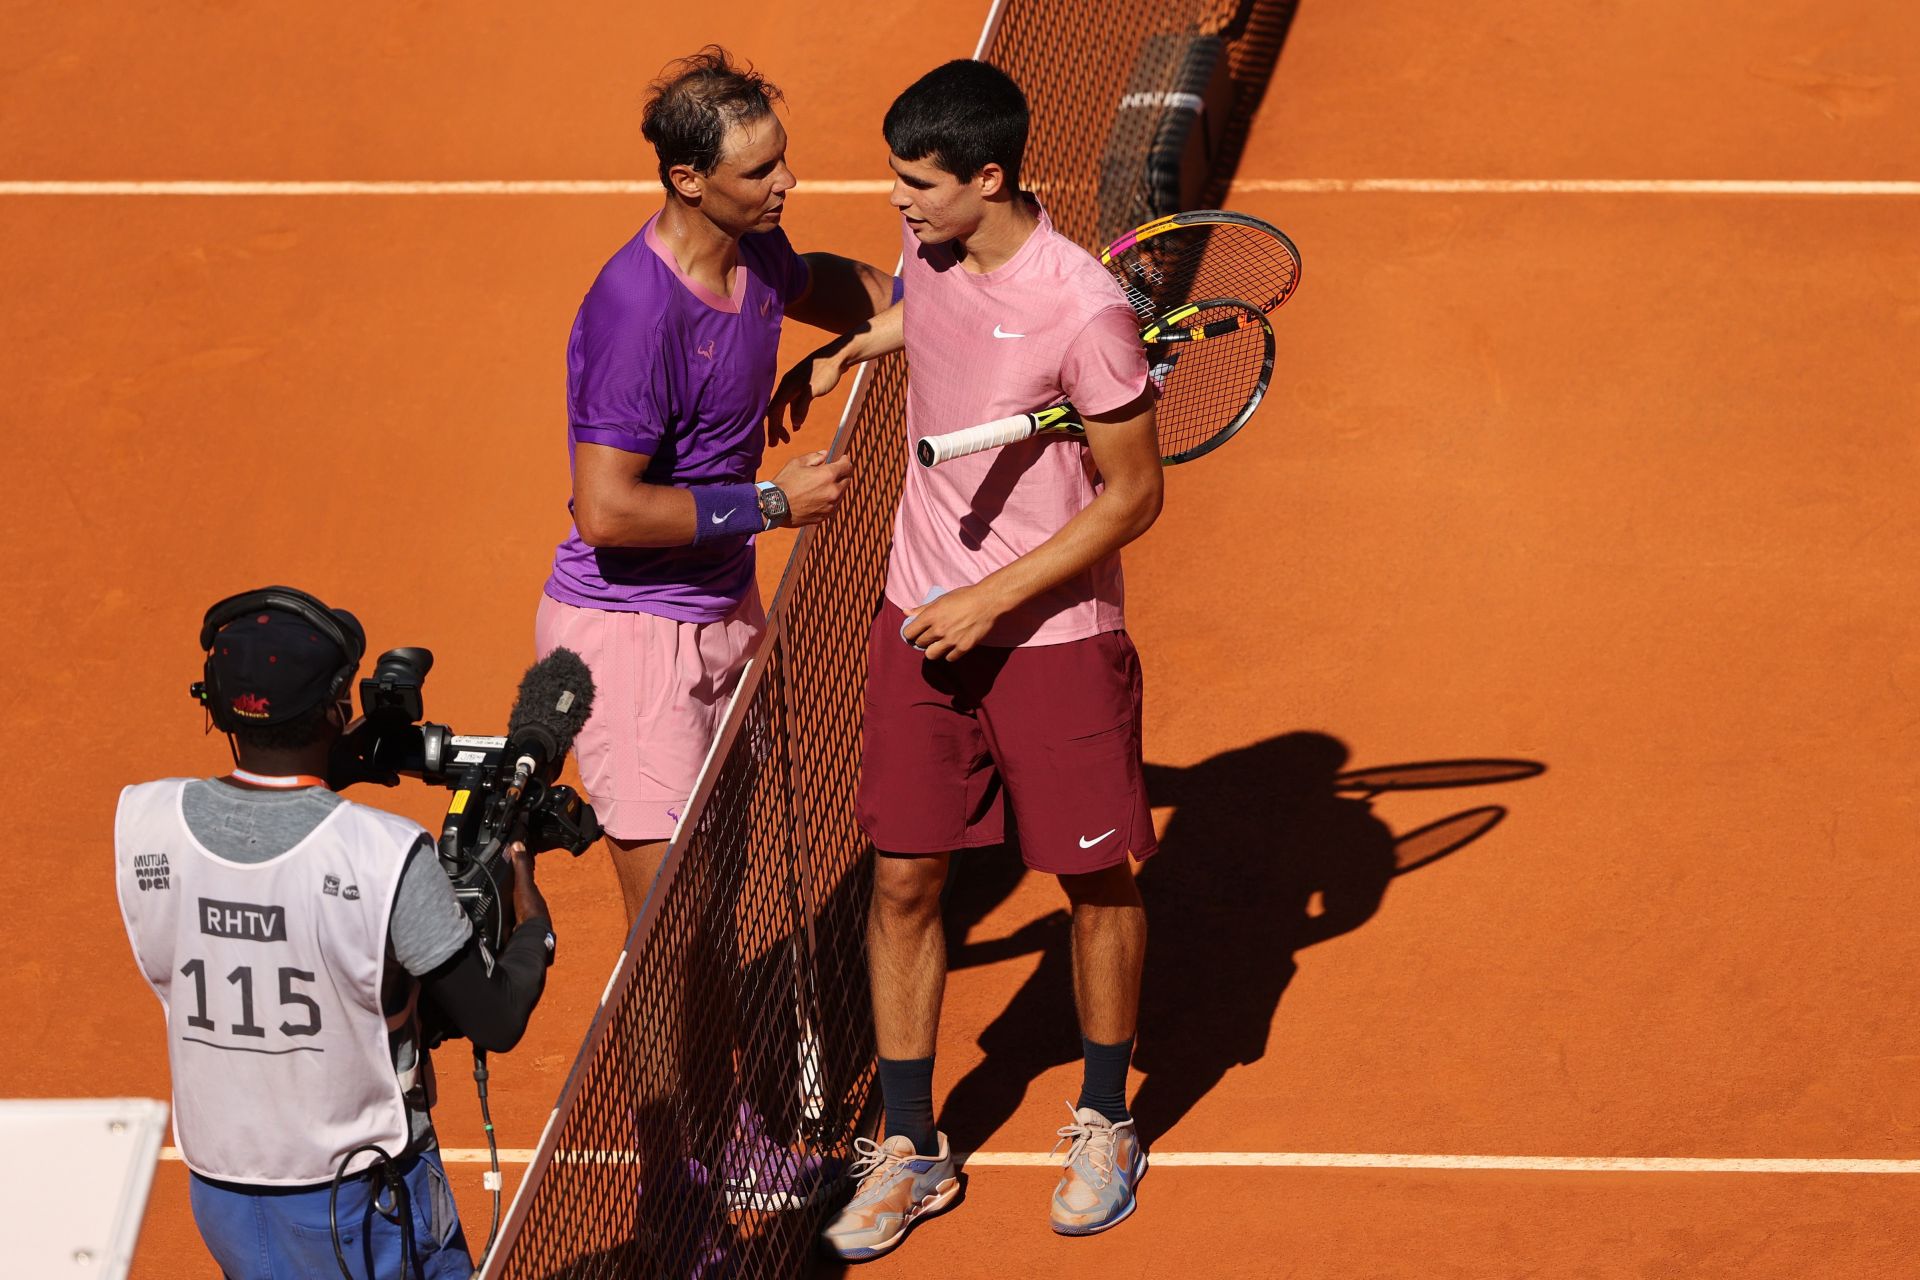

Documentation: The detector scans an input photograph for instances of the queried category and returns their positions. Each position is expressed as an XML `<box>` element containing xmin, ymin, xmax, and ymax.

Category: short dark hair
<box><xmin>642</xmin><ymin>46</ymin><xmax>784</xmax><ymax>186</ymax></box>
<box><xmin>884</xmin><ymin>60</ymin><xmax>1029</xmax><ymax>190</ymax></box>
<box><xmin>232</xmin><ymin>700</ymin><xmax>335</xmax><ymax>753</ymax></box>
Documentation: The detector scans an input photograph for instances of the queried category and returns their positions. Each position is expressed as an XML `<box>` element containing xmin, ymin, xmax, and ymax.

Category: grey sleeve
<box><xmin>389</xmin><ymin>837</ymin><xmax>473</xmax><ymax>977</ymax></box>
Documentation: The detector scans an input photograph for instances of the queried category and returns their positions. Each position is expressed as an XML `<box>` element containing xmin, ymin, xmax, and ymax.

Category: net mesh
<box><xmin>484</xmin><ymin>2</ymin><xmax>1296</xmax><ymax>1275</ymax></box>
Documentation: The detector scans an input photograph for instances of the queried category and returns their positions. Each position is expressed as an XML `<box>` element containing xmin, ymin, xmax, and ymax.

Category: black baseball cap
<box><xmin>204</xmin><ymin>600</ymin><xmax>363</xmax><ymax>727</ymax></box>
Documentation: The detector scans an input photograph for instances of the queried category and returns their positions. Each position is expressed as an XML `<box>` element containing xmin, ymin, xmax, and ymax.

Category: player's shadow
<box><xmin>939</xmin><ymin>732</ymin><xmax>1544</xmax><ymax>1152</ymax></box>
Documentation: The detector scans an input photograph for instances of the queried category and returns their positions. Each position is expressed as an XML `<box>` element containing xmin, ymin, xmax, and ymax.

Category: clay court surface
<box><xmin>6</xmin><ymin>0</ymin><xmax>1920</xmax><ymax>1275</ymax></box>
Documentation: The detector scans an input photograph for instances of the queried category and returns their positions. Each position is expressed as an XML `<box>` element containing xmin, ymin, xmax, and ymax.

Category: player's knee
<box><xmin>871</xmin><ymin>853</ymin><xmax>945</xmax><ymax>921</ymax></box>
<box><xmin>1059</xmin><ymin>861</ymin><xmax>1142</xmax><ymax>909</ymax></box>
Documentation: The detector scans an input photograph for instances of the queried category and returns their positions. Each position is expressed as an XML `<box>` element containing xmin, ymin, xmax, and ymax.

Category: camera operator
<box><xmin>115</xmin><ymin>586</ymin><xmax>557</xmax><ymax>1279</ymax></box>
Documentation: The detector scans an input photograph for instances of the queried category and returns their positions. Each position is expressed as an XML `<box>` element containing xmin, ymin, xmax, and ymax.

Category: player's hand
<box><xmin>776</xmin><ymin>450</ymin><xmax>855</xmax><ymax>526</ymax></box>
<box><xmin>902</xmin><ymin>584</ymin><xmax>1006</xmax><ymax>661</ymax></box>
<box><xmin>766</xmin><ymin>348</ymin><xmax>848</xmax><ymax>446</ymax></box>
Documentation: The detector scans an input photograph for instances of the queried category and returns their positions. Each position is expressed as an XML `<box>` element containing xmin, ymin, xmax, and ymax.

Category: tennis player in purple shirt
<box><xmin>538</xmin><ymin>48</ymin><xmax>896</xmax><ymax>920</ymax></box>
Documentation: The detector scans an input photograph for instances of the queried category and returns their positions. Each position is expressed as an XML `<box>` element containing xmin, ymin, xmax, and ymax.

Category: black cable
<box><xmin>330</xmin><ymin>1142</ymin><xmax>416</xmax><ymax>1280</ymax></box>
<box><xmin>474</xmin><ymin>1049</ymin><xmax>503</xmax><ymax>1264</ymax></box>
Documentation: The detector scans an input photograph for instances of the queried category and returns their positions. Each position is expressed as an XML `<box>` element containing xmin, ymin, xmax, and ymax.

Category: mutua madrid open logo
<box><xmin>134</xmin><ymin>852</ymin><xmax>171</xmax><ymax>891</ymax></box>
<box><xmin>230</xmin><ymin>693</ymin><xmax>272</xmax><ymax>720</ymax></box>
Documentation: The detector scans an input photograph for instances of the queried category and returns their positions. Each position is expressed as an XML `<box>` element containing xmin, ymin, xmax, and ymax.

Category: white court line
<box><xmin>5</xmin><ymin>178</ymin><xmax>1919</xmax><ymax>197</ymax></box>
<box><xmin>964</xmin><ymin>1152</ymin><xmax>1920</xmax><ymax>1174</ymax></box>
<box><xmin>1233</xmin><ymin>178</ymin><xmax>1920</xmax><ymax>196</ymax></box>
<box><xmin>157</xmin><ymin>1148</ymin><xmax>539</xmax><ymax>1164</ymax></box>
<box><xmin>156</xmin><ymin>1148</ymin><xmax>1920</xmax><ymax>1174</ymax></box>
<box><xmin>0</xmin><ymin>180</ymin><xmax>889</xmax><ymax>197</ymax></box>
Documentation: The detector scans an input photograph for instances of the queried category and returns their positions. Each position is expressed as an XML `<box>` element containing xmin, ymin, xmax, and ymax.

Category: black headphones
<box><xmin>197</xmin><ymin>586</ymin><xmax>367</xmax><ymax>732</ymax></box>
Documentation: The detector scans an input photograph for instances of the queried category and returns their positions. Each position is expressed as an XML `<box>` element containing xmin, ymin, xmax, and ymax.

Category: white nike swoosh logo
<box><xmin>992</xmin><ymin>324</ymin><xmax>1026</xmax><ymax>339</ymax></box>
<box><xmin>1078</xmin><ymin>828</ymin><xmax>1117</xmax><ymax>849</ymax></box>
<box><xmin>712</xmin><ymin>509</ymin><xmax>736</xmax><ymax>524</ymax></box>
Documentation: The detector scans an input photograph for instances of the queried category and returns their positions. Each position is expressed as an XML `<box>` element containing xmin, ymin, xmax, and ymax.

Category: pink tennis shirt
<box><xmin>886</xmin><ymin>203</ymin><xmax>1150</xmax><ymax>647</ymax></box>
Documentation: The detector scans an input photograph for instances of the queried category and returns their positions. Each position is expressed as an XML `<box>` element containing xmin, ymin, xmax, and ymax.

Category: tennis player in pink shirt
<box><xmin>770</xmin><ymin>60</ymin><xmax>1163</xmax><ymax>1257</ymax></box>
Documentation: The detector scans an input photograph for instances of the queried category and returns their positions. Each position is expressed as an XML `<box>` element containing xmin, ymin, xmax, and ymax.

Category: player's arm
<box><xmin>568</xmin><ymin>290</ymin><xmax>847</xmax><ymax>541</ymax></box>
<box><xmin>766</xmin><ymin>299</ymin><xmax>906</xmax><ymax>443</ymax></box>
<box><xmin>572</xmin><ymin>442</ymin><xmax>851</xmax><ymax>546</ymax></box>
<box><xmin>905</xmin><ymin>391</ymin><xmax>1163</xmax><ymax>662</ymax></box>
<box><xmin>572</xmin><ymin>445</ymin><xmax>694</xmax><ymax>546</ymax></box>
<box><xmin>785</xmin><ymin>252</ymin><xmax>898</xmax><ymax>334</ymax></box>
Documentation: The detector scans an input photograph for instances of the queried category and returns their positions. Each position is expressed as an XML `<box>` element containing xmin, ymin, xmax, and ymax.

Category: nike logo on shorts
<box><xmin>1078</xmin><ymin>828</ymin><xmax>1117</xmax><ymax>849</ymax></box>
<box><xmin>712</xmin><ymin>509</ymin><xmax>736</xmax><ymax>524</ymax></box>
<box><xmin>992</xmin><ymin>324</ymin><xmax>1026</xmax><ymax>339</ymax></box>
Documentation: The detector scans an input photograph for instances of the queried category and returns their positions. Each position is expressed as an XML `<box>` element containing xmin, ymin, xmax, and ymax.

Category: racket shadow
<box><xmin>938</xmin><ymin>731</ymin><xmax>1545</xmax><ymax>1152</ymax></box>
<box><xmin>956</xmin><ymin>438</ymin><xmax>1049</xmax><ymax>551</ymax></box>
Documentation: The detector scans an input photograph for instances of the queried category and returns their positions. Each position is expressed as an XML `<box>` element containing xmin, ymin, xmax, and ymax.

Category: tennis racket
<box><xmin>916</xmin><ymin>294</ymin><xmax>1276</xmax><ymax>467</ymax></box>
<box><xmin>915</xmin><ymin>209</ymin><xmax>1301</xmax><ymax>469</ymax></box>
<box><xmin>1101</xmin><ymin>208</ymin><xmax>1302</xmax><ymax>324</ymax></box>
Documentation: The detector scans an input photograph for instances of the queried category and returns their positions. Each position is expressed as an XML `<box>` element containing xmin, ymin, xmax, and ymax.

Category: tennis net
<box><xmin>482</xmin><ymin>2</ymin><xmax>1297</xmax><ymax>1275</ymax></box>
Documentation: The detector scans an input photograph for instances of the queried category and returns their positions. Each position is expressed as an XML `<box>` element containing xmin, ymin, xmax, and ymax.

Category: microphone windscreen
<box><xmin>507</xmin><ymin>648</ymin><xmax>596</xmax><ymax>762</ymax></box>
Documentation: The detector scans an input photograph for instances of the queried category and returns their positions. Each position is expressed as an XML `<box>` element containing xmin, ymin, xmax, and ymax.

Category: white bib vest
<box><xmin>115</xmin><ymin>779</ymin><xmax>424</xmax><ymax>1184</ymax></box>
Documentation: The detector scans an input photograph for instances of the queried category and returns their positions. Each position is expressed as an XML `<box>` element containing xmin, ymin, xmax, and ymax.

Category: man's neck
<box><xmin>229</xmin><ymin>746</ymin><xmax>332</xmax><ymax>786</ymax></box>
<box><xmin>656</xmin><ymin>199</ymin><xmax>742</xmax><ymax>295</ymax></box>
<box><xmin>955</xmin><ymin>193</ymin><xmax>1040</xmax><ymax>275</ymax></box>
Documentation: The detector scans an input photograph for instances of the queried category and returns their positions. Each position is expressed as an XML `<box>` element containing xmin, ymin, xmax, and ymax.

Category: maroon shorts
<box><xmin>856</xmin><ymin>600</ymin><xmax>1157</xmax><ymax>874</ymax></box>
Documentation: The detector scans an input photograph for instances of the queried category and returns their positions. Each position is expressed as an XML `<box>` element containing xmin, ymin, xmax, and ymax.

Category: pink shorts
<box><xmin>856</xmin><ymin>600</ymin><xmax>1157</xmax><ymax>874</ymax></box>
<box><xmin>534</xmin><ymin>589</ymin><xmax>766</xmax><ymax>841</ymax></box>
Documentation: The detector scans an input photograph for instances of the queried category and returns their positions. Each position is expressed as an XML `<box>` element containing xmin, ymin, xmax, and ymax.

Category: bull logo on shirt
<box><xmin>696</xmin><ymin>339</ymin><xmax>717</xmax><ymax>361</ymax></box>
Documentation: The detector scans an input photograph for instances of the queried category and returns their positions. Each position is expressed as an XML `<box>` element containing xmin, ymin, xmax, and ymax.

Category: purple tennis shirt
<box><xmin>545</xmin><ymin>213</ymin><xmax>809</xmax><ymax>621</ymax></box>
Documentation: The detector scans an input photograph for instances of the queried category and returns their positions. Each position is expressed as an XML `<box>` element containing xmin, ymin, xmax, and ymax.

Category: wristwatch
<box><xmin>755</xmin><ymin>481</ymin><xmax>792</xmax><ymax>530</ymax></box>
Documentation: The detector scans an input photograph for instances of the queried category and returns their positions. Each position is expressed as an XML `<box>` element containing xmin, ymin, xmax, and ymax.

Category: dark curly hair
<box><xmin>642</xmin><ymin>46</ymin><xmax>784</xmax><ymax>187</ymax></box>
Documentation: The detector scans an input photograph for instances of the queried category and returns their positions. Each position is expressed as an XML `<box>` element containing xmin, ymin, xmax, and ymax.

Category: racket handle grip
<box><xmin>916</xmin><ymin>413</ymin><xmax>1039</xmax><ymax>467</ymax></box>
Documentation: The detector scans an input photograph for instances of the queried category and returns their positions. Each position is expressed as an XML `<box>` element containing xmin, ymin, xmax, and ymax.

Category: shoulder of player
<box><xmin>1037</xmin><ymin>229</ymin><xmax>1134</xmax><ymax>311</ymax></box>
<box><xmin>1038</xmin><ymin>279</ymin><xmax>1139</xmax><ymax>349</ymax></box>
<box><xmin>578</xmin><ymin>235</ymin><xmax>679</xmax><ymax>326</ymax></box>
<box><xmin>575</xmin><ymin>299</ymin><xmax>671</xmax><ymax>364</ymax></box>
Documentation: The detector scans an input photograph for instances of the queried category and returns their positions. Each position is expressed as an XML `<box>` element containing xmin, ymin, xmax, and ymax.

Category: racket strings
<box><xmin>1110</xmin><ymin>224</ymin><xmax>1300</xmax><ymax>320</ymax></box>
<box><xmin>1147</xmin><ymin>301</ymin><xmax>1269</xmax><ymax>459</ymax></box>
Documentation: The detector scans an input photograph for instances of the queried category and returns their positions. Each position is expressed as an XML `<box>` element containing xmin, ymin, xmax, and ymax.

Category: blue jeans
<box><xmin>188</xmin><ymin>1149</ymin><xmax>472</xmax><ymax>1280</ymax></box>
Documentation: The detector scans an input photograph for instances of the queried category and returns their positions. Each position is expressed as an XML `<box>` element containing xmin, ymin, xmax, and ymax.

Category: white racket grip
<box><xmin>916</xmin><ymin>413</ymin><xmax>1039</xmax><ymax>467</ymax></box>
